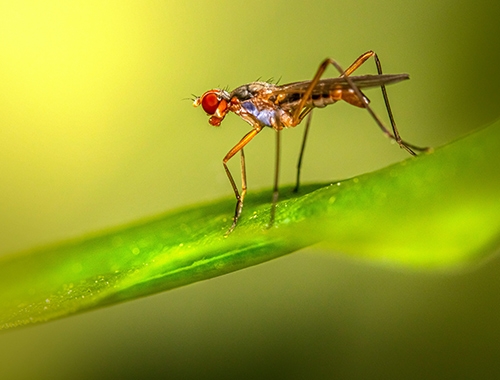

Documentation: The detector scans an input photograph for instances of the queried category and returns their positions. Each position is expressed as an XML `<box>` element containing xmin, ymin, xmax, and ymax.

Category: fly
<box><xmin>193</xmin><ymin>51</ymin><xmax>429</xmax><ymax>235</ymax></box>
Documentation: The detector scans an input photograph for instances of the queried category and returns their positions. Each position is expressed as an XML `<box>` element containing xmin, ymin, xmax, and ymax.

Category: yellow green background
<box><xmin>1</xmin><ymin>1</ymin><xmax>499</xmax><ymax>378</ymax></box>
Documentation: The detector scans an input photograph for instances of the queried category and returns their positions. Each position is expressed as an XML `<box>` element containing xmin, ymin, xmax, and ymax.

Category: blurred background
<box><xmin>1</xmin><ymin>1</ymin><xmax>499</xmax><ymax>379</ymax></box>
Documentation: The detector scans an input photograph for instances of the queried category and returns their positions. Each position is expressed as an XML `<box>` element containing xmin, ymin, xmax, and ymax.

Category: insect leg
<box><xmin>223</xmin><ymin>128</ymin><xmax>261</xmax><ymax>235</ymax></box>
<box><xmin>343</xmin><ymin>50</ymin><xmax>376</xmax><ymax>76</ymax></box>
<box><xmin>293</xmin><ymin>51</ymin><xmax>428</xmax><ymax>161</ymax></box>
<box><xmin>269</xmin><ymin>125</ymin><xmax>281</xmax><ymax>228</ymax></box>
<box><xmin>291</xmin><ymin>51</ymin><xmax>389</xmax><ymax>193</ymax></box>
<box><xmin>290</xmin><ymin>51</ymin><xmax>374</xmax><ymax>123</ymax></box>
<box><xmin>291</xmin><ymin>52</ymin><xmax>375</xmax><ymax>193</ymax></box>
<box><xmin>325</xmin><ymin>57</ymin><xmax>429</xmax><ymax>155</ymax></box>
<box><xmin>335</xmin><ymin>50</ymin><xmax>426</xmax><ymax>152</ymax></box>
<box><xmin>371</xmin><ymin>53</ymin><xmax>430</xmax><ymax>153</ymax></box>
<box><xmin>293</xmin><ymin>111</ymin><xmax>313</xmax><ymax>193</ymax></box>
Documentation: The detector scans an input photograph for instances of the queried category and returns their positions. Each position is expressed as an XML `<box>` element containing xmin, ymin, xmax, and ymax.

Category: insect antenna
<box><xmin>185</xmin><ymin>94</ymin><xmax>198</xmax><ymax>102</ymax></box>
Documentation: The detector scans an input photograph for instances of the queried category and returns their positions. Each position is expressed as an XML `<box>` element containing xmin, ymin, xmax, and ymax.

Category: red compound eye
<box><xmin>201</xmin><ymin>92</ymin><xmax>220</xmax><ymax>115</ymax></box>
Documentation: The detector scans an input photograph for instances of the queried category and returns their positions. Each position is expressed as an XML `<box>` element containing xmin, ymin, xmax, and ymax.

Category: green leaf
<box><xmin>1</xmin><ymin>119</ymin><xmax>499</xmax><ymax>331</ymax></box>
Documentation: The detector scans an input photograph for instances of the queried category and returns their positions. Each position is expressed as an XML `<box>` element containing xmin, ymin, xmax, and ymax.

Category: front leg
<box><xmin>223</xmin><ymin>128</ymin><xmax>261</xmax><ymax>235</ymax></box>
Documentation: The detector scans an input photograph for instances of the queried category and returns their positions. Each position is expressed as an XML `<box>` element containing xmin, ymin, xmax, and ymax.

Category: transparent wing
<box><xmin>276</xmin><ymin>73</ymin><xmax>409</xmax><ymax>95</ymax></box>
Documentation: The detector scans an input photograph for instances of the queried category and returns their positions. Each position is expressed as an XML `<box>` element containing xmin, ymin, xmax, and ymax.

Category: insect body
<box><xmin>193</xmin><ymin>51</ymin><xmax>428</xmax><ymax>234</ymax></box>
